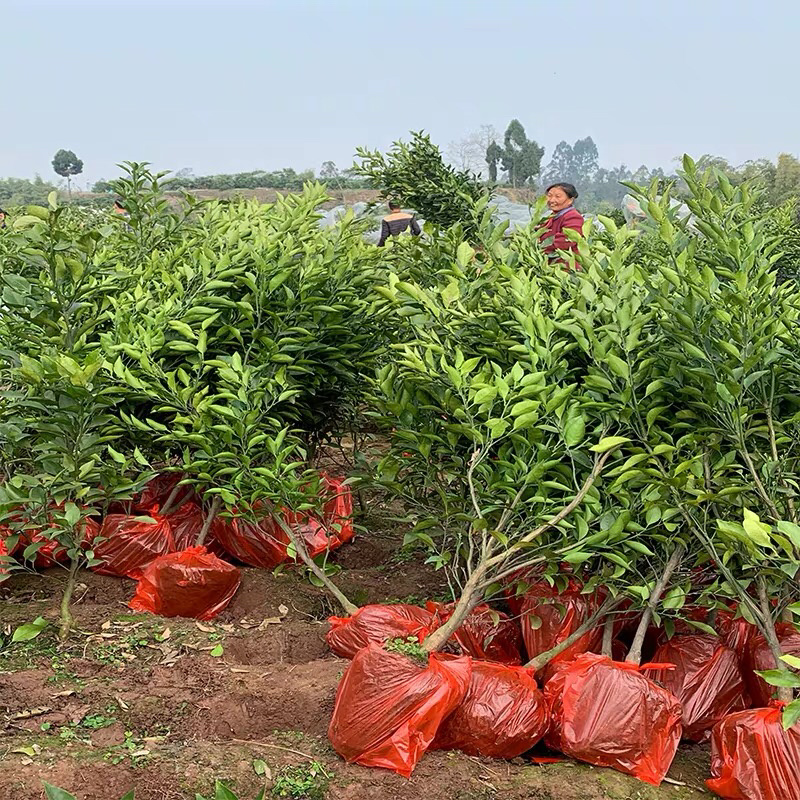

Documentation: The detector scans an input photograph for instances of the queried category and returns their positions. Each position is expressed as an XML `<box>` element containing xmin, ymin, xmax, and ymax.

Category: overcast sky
<box><xmin>3</xmin><ymin>0</ymin><xmax>798</xmax><ymax>186</ymax></box>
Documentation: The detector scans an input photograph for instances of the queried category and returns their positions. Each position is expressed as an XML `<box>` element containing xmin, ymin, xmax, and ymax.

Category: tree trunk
<box><xmin>273</xmin><ymin>514</ymin><xmax>358</xmax><ymax>616</ymax></box>
<box><xmin>526</xmin><ymin>595</ymin><xmax>618</xmax><ymax>671</ymax></box>
<box><xmin>626</xmin><ymin>544</ymin><xmax>685</xmax><ymax>665</ymax></box>
<box><xmin>757</xmin><ymin>578</ymin><xmax>793</xmax><ymax>704</ymax></box>
<box><xmin>58</xmin><ymin>558</ymin><xmax>80</xmax><ymax>641</ymax></box>
<box><xmin>601</xmin><ymin>615</ymin><xmax>615</xmax><ymax>658</ymax></box>
<box><xmin>421</xmin><ymin>570</ymin><xmax>486</xmax><ymax>653</ymax></box>
<box><xmin>195</xmin><ymin>495</ymin><xmax>222</xmax><ymax>547</ymax></box>
<box><xmin>160</xmin><ymin>483</ymin><xmax>189</xmax><ymax>516</ymax></box>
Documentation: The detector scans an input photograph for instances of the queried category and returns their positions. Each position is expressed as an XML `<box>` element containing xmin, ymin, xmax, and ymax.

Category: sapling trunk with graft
<box><xmin>626</xmin><ymin>544</ymin><xmax>685</xmax><ymax>665</ymax></box>
<box><xmin>757</xmin><ymin>577</ymin><xmax>793</xmax><ymax>704</ymax></box>
<box><xmin>58</xmin><ymin>556</ymin><xmax>81</xmax><ymax>641</ymax></box>
<box><xmin>421</xmin><ymin>449</ymin><xmax>614</xmax><ymax>654</ymax></box>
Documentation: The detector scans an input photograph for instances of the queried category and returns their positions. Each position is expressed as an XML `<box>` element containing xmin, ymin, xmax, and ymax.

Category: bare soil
<box><xmin>0</xmin><ymin>523</ymin><xmax>710</xmax><ymax>800</ymax></box>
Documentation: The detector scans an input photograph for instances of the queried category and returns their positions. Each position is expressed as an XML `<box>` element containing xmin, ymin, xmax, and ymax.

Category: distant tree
<box><xmin>320</xmin><ymin>161</ymin><xmax>340</xmax><ymax>180</ymax></box>
<box><xmin>500</xmin><ymin>119</ymin><xmax>544</xmax><ymax>187</ymax></box>
<box><xmin>91</xmin><ymin>179</ymin><xmax>114</xmax><ymax>193</ymax></box>
<box><xmin>486</xmin><ymin>141</ymin><xmax>504</xmax><ymax>183</ymax></box>
<box><xmin>446</xmin><ymin>124</ymin><xmax>500</xmax><ymax>177</ymax></box>
<box><xmin>772</xmin><ymin>153</ymin><xmax>800</xmax><ymax>205</ymax></box>
<box><xmin>52</xmin><ymin>149</ymin><xmax>84</xmax><ymax>199</ymax></box>
<box><xmin>541</xmin><ymin>136</ymin><xmax>599</xmax><ymax>188</ymax></box>
<box><xmin>175</xmin><ymin>167</ymin><xmax>194</xmax><ymax>179</ymax></box>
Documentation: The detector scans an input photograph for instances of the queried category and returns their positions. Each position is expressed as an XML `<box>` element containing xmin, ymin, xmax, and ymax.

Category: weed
<box><xmin>384</xmin><ymin>636</ymin><xmax>427</xmax><ymax>664</ymax></box>
<box><xmin>271</xmin><ymin>762</ymin><xmax>332</xmax><ymax>799</ymax></box>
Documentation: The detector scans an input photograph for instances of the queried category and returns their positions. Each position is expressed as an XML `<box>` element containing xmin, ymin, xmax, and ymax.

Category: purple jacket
<box><xmin>539</xmin><ymin>206</ymin><xmax>584</xmax><ymax>257</ymax></box>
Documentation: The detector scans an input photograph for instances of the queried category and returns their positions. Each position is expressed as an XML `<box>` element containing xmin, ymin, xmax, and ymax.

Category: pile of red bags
<box><xmin>742</xmin><ymin>623</ymin><xmax>800</xmax><ymax>707</ymax></box>
<box><xmin>327</xmin><ymin>604</ymin><xmax>437</xmax><ymax>659</ymax></box>
<box><xmin>717</xmin><ymin>609</ymin><xmax>757</xmax><ymax>662</ymax></box>
<box><xmin>165</xmin><ymin>501</ymin><xmax>228</xmax><ymax>556</ymax></box>
<box><xmin>707</xmin><ymin>705</ymin><xmax>800</xmax><ymax>800</ymax></box>
<box><xmin>213</xmin><ymin>514</ymin><xmax>290</xmax><ymax>569</ymax></box>
<box><xmin>544</xmin><ymin>653</ymin><xmax>683</xmax><ymax>786</ymax></box>
<box><xmin>92</xmin><ymin>514</ymin><xmax>175</xmax><ymax>579</ymax></box>
<box><xmin>520</xmin><ymin>582</ymin><xmax>604</xmax><ymax>680</ymax></box>
<box><xmin>645</xmin><ymin>635</ymin><xmax>749</xmax><ymax>741</ymax></box>
<box><xmin>328</xmin><ymin>643</ymin><xmax>471</xmax><ymax>777</ymax></box>
<box><xmin>129</xmin><ymin>546</ymin><xmax>241</xmax><ymax>620</ymax></box>
<box><xmin>433</xmin><ymin>660</ymin><xmax>548</xmax><ymax>758</ymax></box>
<box><xmin>427</xmin><ymin>602</ymin><xmax>523</xmax><ymax>665</ymax></box>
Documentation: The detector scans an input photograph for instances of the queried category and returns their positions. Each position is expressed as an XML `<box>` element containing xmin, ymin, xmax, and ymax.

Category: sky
<box><xmin>2</xmin><ymin>0</ymin><xmax>798</xmax><ymax>187</ymax></box>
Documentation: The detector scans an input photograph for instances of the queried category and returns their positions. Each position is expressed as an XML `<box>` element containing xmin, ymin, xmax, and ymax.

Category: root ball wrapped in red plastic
<box><xmin>742</xmin><ymin>623</ymin><xmax>800</xmax><ymax>708</ymax></box>
<box><xmin>520</xmin><ymin>582</ymin><xmax>603</xmax><ymax>680</ymax></box>
<box><xmin>92</xmin><ymin>514</ymin><xmax>174</xmax><ymax>579</ymax></box>
<box><xmin>326</xmin><ymin>604</ymin><xmax>436</xmax><ymax>660</ymax></box>
<box><xmin>433</xmin><ymin>660</ymin><xmax>548</xmax><ymax>757</ymax></box>
<box><xmin>645</xmin><ymin>635</ymin><xmax>749</xmax><ymax>741</ymax></box>
<box><xmin>427</xmin><ymin>602</ymin><xmax>522</xmax><ymax>665</ymax></box>
<box><xmin>213</xmin><ymin>514</ymin><xmax>290</xmax><ymax>569</ymax></box>
<box><xmin>707</xmin><ymin>705</ymin><xmax>800</xmax><ymax>800</ymax></box>
<box><xmin>328</xmin><ymin>643</ymin><xmax>471</xmax><ymax>777</ymax></box>
<box><xmin>129</xmin><ymin>546</ymin><xmax>241</xmax><ymax>620</ymax></box>
<box><xmin>544</xmin><ymin>653</ymin><xmax>683</xmax><ymax>786</ymax></box>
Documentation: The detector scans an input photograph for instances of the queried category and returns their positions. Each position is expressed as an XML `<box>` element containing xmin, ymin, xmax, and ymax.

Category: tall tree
<box><xmin>51</xmin><ymin>149</ymin><xmax>83</xmax><ymax>199</ymax></box>
<box><xmin>772</xmin><ymin>153</ymin><xmax>800</xmax><ymax>205</ymax></box>
<box><xmin>486</xmin><ymin>140</ymin><xmax>504</xmax><ymax>183</ymax></box>
<box><xmin>500</xmin><ymin>119</ymin><xmax>544</xmax><ymax>187</ymax></box>
<box><xmin>542</xmin><ymin>136</ymin><xmax>599</xmax><ymax>188</ymax></box>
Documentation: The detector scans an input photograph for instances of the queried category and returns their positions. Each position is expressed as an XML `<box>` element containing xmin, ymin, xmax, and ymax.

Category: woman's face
<box><xmin>546</xmin><ymin>187</ymin><xmax>573</xmax><ymax>212</ymax></box>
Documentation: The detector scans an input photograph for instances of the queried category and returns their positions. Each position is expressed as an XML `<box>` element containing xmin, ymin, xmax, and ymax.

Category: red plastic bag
<box><xmin>426</xmin><ymin>602</ymin><xmax>522</xmax><ymax>665</ymax></box>
<box><xmin>743</xmin><ymin>623</ymin><xmax>800</xmax><ymax>708</ymax></box>
<box><xmin>92</xmin><ymin>514</ymin><xmax>175</xmax><ymax>579</ymax></box>
<box><xmin>129</xmin><ymin>546</ymin><xmax>241</xmax><ymax>620</ymax></box>
<box><xmin>328</xmin><ymin>643</ymin><xmax>471</xmax><ymax>777</ymax></box>
<box><xmin>645</xmin><ymin>635</ymin><xmax>750</xmax><ymax>741</ymax></box>
<box><xmin>707</xmin><ymin>705</ymin><xmax>800</xmax><ymax>800</ymax></box>
<box><xmin>520</xmin><ymin>583</ymin><xmax>603</xmax><ymax>680</ymax></box>
<box><xmin>326</xmin><ymin>604</ymin><xmax>437</xmax><ymax>660</ymax></box>
<box><xmin>0</xmin><ymin>536</ymin><xmax>9</xmax><ymax>577</ymax></box>
<box><xmin>213</xmin><ymin>513</ymin><xmax>290</xmax><ymax>569</ymax></box>
<box><xmin>433</xmin><ymin>660</ymin><xmax>548</xmax><ymax>757</ymax></box>
<box><xmin>544</xmin><ymin>653</ymin><xmax>683</xmax><ymax>786</ymax></box>
<box><xmin>166</xmin><ymin>502</ymin><xmax>228</xmax><ymax>557</ymax></box>
<box><xmin>717</xmin><ymin>609</ymin><xmax>757</xmax><ymax>662</ymax></box>
<box><xmin>5</xmin><ymin>510</ymin><xmax>100</xmax><ymax>569</ymax></box>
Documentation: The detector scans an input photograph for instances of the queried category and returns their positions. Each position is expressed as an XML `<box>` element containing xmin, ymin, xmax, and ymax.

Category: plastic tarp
<box><xmin>520</xmin><ymin>582</ymin><xmax>604</xmax><ymax>681</ymax></box>
<box><xmin>326</xmin><ymin>604</ymin><xmax>437</xmax><ymax>660</ymax></box>
<box><xmin>433</xmin><ymin>660</ymin><xmax>548</xmax><ymax>758</ymax></box>
<box><xmin>427</xmin><ymin>602</ymin><xmax>522</xmax><ymax>665</ymax></box>
<box><xmin>717</xmin><ymin>609</ymin><xmax>757</xmax><ymax>662</ymax></box>
<box><xmin>544</xmin><ymin>653</ymin><xmax>683</xmax><ymax>786</ymax></box>
<box><xmin>129</xmin><ymin>546</ymin><xmax>241</xmax><ymax>620</ymax></box>
<box><xmin>743</xmin><ymin>623</ymin><xmax>800</xmax><ymax>708</ymax></box>
<box><xmin>707</xmin><ymin>705</ymin><xmax>800</xmax><ymax>800</ymax></box>
<box><xmin>328</xmin><ymin>643</ymin><xmax>471</xmax><ymax>777</ymax></box>
<box><xmin>92</xmin><ymin>514</ymin><xmax>175</xmax><ymax>579</ymax></box>
<box><xmin>645</xmin><ymin>634</ymin><xmax>750</xmax><ymax>741</ymax></box>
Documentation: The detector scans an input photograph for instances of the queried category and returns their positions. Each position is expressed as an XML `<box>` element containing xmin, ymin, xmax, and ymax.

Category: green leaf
<box><xmin>742</xmin><ymin>508</ymin><xmax>772</xmax><ymax>548</ymax></box>
<box><xmin>606</xmin><ymin>354</ymin><xmax>629</xmax><ymax>380</ymax></box>
<box><xmin>43</xmin><ymin>785</ymin><xmax>76</xmax><ymax>800</ymax></box>
<box><xmin>210</xmin><ymin>644</ymin><xmax>224</xmax><ymax>658</ymax></box>
<box><xmin>780</xmin><ymin>654</ymin><xmax>800</xmax><ymax>670</ymax></box>
<box><xmin>564</xmin><ymin>407</ymin><xmax>586</xmax><ymax>447</ymax></box>
<box><xmin>64</xmin><ymin>501</ymin><xmax>80</xmax><ymax>528</ymax></box>
<box><xmin>214</xmin><ymin>782</ymin><xmax>239</xmax><ymax>800</ymax></box>
<box><xmin>590</xmin><ymin>436</ymin><xmax>630</xmax><ymax>453</ymax></box>
<box><xmin>12</xmin><ymin>616</ymin><xmax>49</xmax><ymax>643</ymax></box>
<box><xmin>513</xmin><ymin>411</ymin><xmax>539</xmax><ymax>431</ymax></box>
<box><xmin>253</xmin><ymin>759</ymin><xmax>269</xmax><ymax>777</ymax></box>
<box><xmin>777</xmin><ymin>521</ymin><xmax>800</xmax><ymax>550</ymax></box>
<box><xmin>107</xmin><ymin>445</ymin><xmax>127</xmax><ymax>464</ymax></box>
<box><xmin>510</xmin><ymin>399</ymin><xmax>539</xmax><ymax>417</ymax></box>
<box><xmin>782</xmin><ymin>698</ymin><xmax>800</xmax><ymax>730</ymax></box>
<box><xmin>456</xmin><ymin>241</ymin><xmax>475</xmax><ymax>268</ymax></box>
<box><xmin>756</xmin><ymin>669</ymin><xmax>800</xmax><ymax>688</ymax></box>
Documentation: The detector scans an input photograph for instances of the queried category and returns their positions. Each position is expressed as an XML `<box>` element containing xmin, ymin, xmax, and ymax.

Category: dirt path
<box><xmin>0</xmin><ymin>530</ymin><xmax>710</xmax><ymax>800</ymax></box>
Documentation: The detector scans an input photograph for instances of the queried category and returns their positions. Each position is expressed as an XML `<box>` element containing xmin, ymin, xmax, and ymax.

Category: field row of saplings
<box><xmin>0</xmin><ymin>157</ymin><xmax>799</xmax><ymax>800</ymax></box>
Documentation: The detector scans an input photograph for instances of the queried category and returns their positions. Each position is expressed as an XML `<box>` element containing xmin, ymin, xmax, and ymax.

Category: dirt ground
<box><xmin>0</xmin><ymin>523</ymin><xmax>712</xmax><ymax>800</ymax></box>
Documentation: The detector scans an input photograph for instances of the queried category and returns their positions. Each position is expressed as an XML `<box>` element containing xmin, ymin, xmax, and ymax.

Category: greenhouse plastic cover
<box><xmin>328</xmin><ymin>643</ymin><xmax>471</xmax><ymax>777</ymax></box>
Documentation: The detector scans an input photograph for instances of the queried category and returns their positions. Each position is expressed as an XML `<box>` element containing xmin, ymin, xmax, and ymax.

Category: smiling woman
<box><xmin>539</xmin><ymin>182</ymin><xmax>584</xmax><ymax>265</ymax></box>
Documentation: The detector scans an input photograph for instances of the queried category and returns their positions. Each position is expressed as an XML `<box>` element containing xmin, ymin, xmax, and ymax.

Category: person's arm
<box><xmin>410</xmin><ymin>216</ymin><xmax>421</xmax><ymax>236</ymax></box>
<box><xmin>377</xmin><ymin>219</ymin><xmax>390</xmax><ymax>247</ymax></box>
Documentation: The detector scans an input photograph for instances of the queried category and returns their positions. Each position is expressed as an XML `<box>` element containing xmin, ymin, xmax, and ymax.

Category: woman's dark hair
<box><xmin>113</xmin><ymin>199</ymin><xmax>125</xmax><ymax>209</ymax></box>
<box><xmin>546</xmin><ymin>182</ymin><xmax>578</xmax><ymax>199</ymax></box>
<box><xmin>0</xmin><ymin>208</ymin><xmax>7</xmax><ymax>215</ymax></box>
